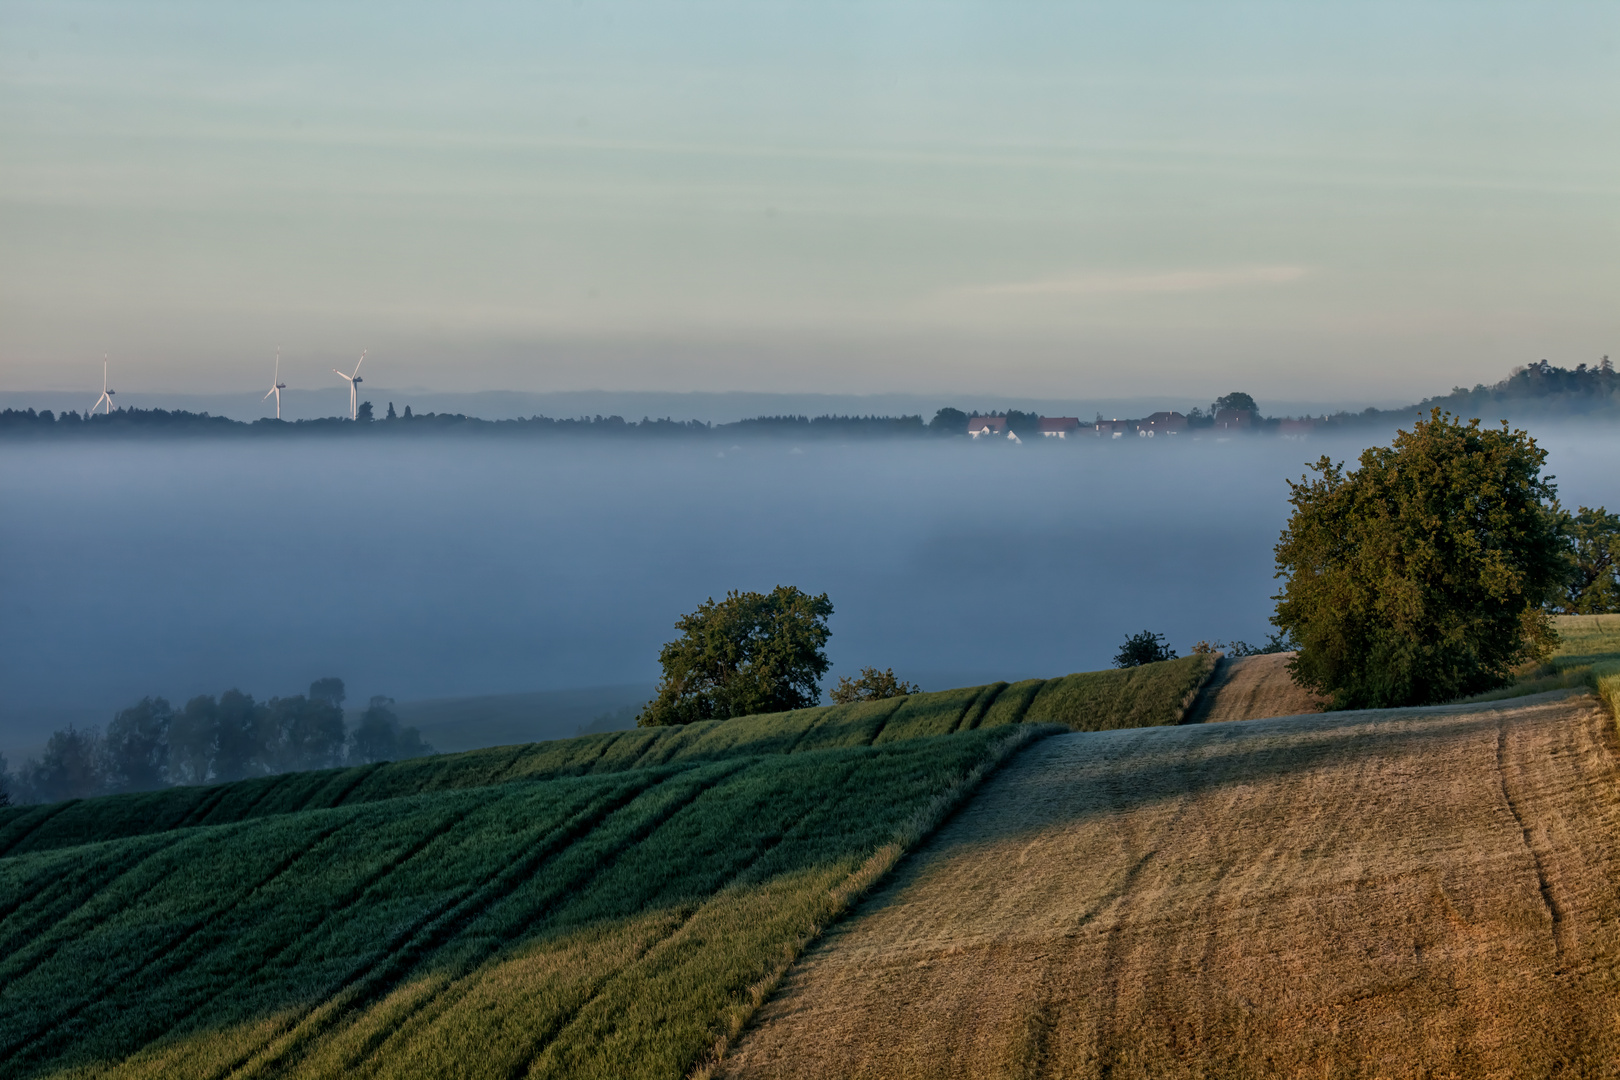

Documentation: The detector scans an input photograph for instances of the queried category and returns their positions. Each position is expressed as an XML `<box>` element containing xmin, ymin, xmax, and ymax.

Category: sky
<box><xmin>1</xmin><ymin>1</ymin><xmax>1616</xmax><ymax>401</ymax></box>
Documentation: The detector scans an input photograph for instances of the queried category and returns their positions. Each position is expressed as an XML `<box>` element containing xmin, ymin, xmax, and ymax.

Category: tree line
<box><xmin>0</xmin><ymin>677</ymin><xmax>432</xmax><ymax>806</ymax></box>
<box><xmin>7</xmin><ymin>360</ymin><xmax>1618</xmax><ymax>442</ymax></box>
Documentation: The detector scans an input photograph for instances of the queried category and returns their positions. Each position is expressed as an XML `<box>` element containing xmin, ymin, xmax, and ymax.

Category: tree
<box><xmin>1114</xmin><ymin>631</ymin><xmax>1177</xmax><ymax>668</ymax></box>
<box><xmin>0</xmin><ymin>751</ymin><xmax>9</xmax><ymax>807</ymax></box>
<box><xmin>638</xmin><ymin>586</ymin><xmax>834</xmax><ymax>726</ymax></box>
<box><xmin>1560</xmin><ymin>505</ymin><xmax>1620</xmax><ymax>613</ymax></box>
<box><xmin>104</xmin><ymin>696</ymin><xmax>172</xmax><ymax>793</ymax></box>
<box><xmin>929</xmin><ymin>407</ymin><xmax>968</xmax><ymax>435</ymax></box>
<box><xmin>829</xmin><ymin>666</ymin><xmax>920</xmax><ymax>704</ymax></box>
<box><xmin>213</xmin><ymin>689</ymin><xmax>264</xmax><ymax>781</ymax></box>
<box><xmin>349</xmin><ymin>696</ymin><xmax>433</xmax><ymax>764</ymax></box>
<box><xmin>1272</xmin><ymin>410</ymin><xmax>1567</xmax><ymax>709</ymax></box>
<box><xmin>1213</xmin><ymin>391</ymin><xmax>1259</xmax><ymax>415</ymax></box>
<box><xmin>310</xmin><ymin>677</ymin><xmax>347</xmax><ymax>710</ymax></box>
<box><xmin>18</xmin><ymin>726</ymin><xmax>105</xmax><ymax>803</ymax></box>
<box><xmin>386</xmin><ymin>402</ymin><xmax>397</xmax><ymax>420</ymax></box>
<box><xmin>170</xmin><ymin>694</ymin><xmax>220</xmax><ymax>785</ymax></box>
<box><xmin>356</xmin><ymin>400</ymin><xmax>374</xmax><ymax>422</ymax></box>
<box><xmin>265</xmin><ymin>685</ymin><xmax>347</xmax><ymax>772</ymax></box>
<box><xmin>1004</xmin><ymin>409</ymin><xmax>1041</xmax><ymax>437</ymax></box>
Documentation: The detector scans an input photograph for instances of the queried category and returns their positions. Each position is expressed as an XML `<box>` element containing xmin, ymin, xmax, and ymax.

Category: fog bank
<box><xmin>4</xmin><ymin>426</ymin><xmax>1617</xmax><ymax>760</ymax></box>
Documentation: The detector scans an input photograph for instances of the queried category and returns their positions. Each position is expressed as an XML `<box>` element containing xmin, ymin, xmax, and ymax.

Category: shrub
<box><xmin>1115</xmin><ymin>630</ymin><xmax>1177</xmax><ymax>668</ymax></box>
<box><xmin>829</xmin><ymin>666</ymin><xmax>920</xmax><ymax>704</ymax></box>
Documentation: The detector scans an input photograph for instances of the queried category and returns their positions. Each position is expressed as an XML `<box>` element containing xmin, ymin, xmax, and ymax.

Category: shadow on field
<box><xmin>943</xmin><ymin>689</ymin><xmax>1600</xmax><ymax>846</ymax></box>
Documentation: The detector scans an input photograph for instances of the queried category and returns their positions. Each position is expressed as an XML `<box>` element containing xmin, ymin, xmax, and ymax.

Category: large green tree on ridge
<box><xmin>638</xmin><ymin>585</ymin><xmax>834</xmax><ymax>726</ymax></box>
<box><xmin>1272</xmin><ymin>410</ymin><xmax>1567</xmax><ymax>709</ymax></box>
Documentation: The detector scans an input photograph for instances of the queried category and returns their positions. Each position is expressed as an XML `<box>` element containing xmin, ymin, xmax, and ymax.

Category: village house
<box><xmin>1093</xmin><ymin>419</ymin><xmax>1131</xmax><ymax>438</ymax></box>
<box><xmin>966</xmin><ymin>415</ymin><xmax>1008</xmax><ymax>438</ymax></box>
<box><xmin>1214</xmin><ymin>407</ymin><xmax>1254</xmax><ymax>431</ymax></box>
<box><xmin>1278</xmin><ymin>418</ymin><xmax>1316</xmax><ymax>437</ymax></box>
<box><xmin>1137</xmin><ymin>411</ymin><xmax>1186</xmax><ymax>437</ymax></box>
<box><xmin>1037</xmin><ymin>417</ymin><xmax>1080</xmax><ymax>438</ymax></box>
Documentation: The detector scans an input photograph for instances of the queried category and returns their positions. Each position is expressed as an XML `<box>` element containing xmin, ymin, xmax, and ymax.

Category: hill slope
<box><xmin>722</xmin><ymin>691</ymin><xmax>1620</xmax><ymax>1078</ymax></box>
<box><xmin>1180</xmin><ymin>652</ymin><xmax>1326</xmax><ymax>724</ymax></box>
<box><xmin>0</xmin><ymin>656</ymin><xmax>1205</xmax><ymax>1080</ymax></box>
<box><xmin>0</xmin><ymin>726</ymin><xmax>1044</xmax><ymax>1080</ymax></box>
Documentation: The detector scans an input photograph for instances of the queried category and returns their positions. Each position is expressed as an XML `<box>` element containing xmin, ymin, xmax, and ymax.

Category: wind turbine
<box><xmin>333</xmin><ymin>349</ymin><xmax>365</xmax><ymax>420</ymax></box>
<box><xmin>263</xmin><ymin>348</ymin><xmax>287</xmax><ymax>419</ymax></box>
<box><xmin>91</xmin><ymin>357</ymin><xmax>116</xmax><ymax>414</ymax></box>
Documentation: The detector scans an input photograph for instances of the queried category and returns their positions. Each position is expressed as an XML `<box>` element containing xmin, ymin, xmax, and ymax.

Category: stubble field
<box><xmin>723</xmin><ymin>690</ymin><xmax>1620</xmax><ymax>1078</ymax></box>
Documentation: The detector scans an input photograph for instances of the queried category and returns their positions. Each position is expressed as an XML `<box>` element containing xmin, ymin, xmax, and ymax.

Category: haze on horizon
<box><xmin>2</xmin><ymin>1</ymin><xmax>1616</xmax><ymax>402</ymax></box>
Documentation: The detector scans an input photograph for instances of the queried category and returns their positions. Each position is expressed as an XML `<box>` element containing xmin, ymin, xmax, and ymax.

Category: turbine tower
<box><xmin>333</xmin><ymin>350</ymin><xmax>366</xmax><ymax>421</ymax></box>
<box><xmin>263</xmin><ymin>349</ymin><xmax>287</xmax><ymax>419</ymax></box>
<box><xmin>91</xmin><ymin>357</ymin><xmax>116</xmax><ymax>415</ymax></box>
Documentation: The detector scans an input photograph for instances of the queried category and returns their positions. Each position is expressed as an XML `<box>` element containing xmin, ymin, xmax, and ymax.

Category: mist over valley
<box><xmin>5</xmin><ymin>424</ymin><xmax>1617</xmax><ymax>762</ymax></box>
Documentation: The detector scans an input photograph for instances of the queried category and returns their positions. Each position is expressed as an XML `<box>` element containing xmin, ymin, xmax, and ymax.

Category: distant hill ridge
<box><xmin>3</xmin><ymin>360</ymin><xmax>1614</xmax><ymax>438</ymax></box>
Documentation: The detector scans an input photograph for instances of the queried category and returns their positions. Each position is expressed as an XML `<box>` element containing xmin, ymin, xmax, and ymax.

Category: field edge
<box><xmin>687</xmin><ymin>722</ymin><xmax>1063</xmax><ymax>1080</ymax></box>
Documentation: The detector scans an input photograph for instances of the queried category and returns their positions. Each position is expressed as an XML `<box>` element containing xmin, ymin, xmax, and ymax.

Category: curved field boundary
<box><xmin>1180</xmin><ymin>652</ymin><xmax>1326</xmax><ymax>725</ymax></box>
<box><xmin>721</xmin><ymin>691</ymin><xmax>1620</xmax><ymax>1079</ymax></box>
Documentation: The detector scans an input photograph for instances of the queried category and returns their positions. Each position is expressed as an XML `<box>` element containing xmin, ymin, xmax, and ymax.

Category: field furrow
<box><xmin>723</xmin><ymin>691</ymin><xmax>1620</xmax><ymax>1079</ymax></box>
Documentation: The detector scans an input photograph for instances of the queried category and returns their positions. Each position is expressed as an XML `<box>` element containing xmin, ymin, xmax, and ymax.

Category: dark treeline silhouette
<box><xmin>0</xmin><ymin>406</ymin><xmax>913</xmax><ymax>439</ymax></box>
<box><xmin>5</xmin><ymin>359</ymin><xmax>1615</xmax><ymax>440</ymax></box>
<box><xmin>1303</xmin><ymin>357</ymin><xmax>1619</xmax><ymax>429</ymax></box>
<box><xmin>1</xmin><ymin>677</ymin><xmax>433</xmax><ymax>805</ymax></box>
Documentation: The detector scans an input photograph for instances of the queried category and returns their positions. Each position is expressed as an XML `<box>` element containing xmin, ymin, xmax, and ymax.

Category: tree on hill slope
<box><xmin>638</xmin><ymin>586</ymin><xmax>834</xmax><ymax>726</ymax></box>
<box><xmin>1272</xmin><ymin>410</ymin><xmax>1567</xmax><ymax>708</ymax></box>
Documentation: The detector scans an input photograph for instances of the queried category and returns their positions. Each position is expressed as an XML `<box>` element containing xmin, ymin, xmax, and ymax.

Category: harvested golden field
<box><xmin>722</xmin><ymin>691</ymin><xmax>1620</xmax><ymax>1079</ymax></box>
<box><xmin>1182</xmin><ymin>652</ymin><xmax>1326</xmax><ymax>724</ymax></box>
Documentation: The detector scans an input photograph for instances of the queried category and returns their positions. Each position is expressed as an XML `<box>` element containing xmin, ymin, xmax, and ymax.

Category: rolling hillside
<box><xmin>722</xmin><ymin>690</ymin><xmax>1620</xmax><ymax>1077</ymax></box>
<box><xmin>718</xmin><ymin>618</ymin><xmax>1620</xmax><ymax>1077</ymax></box>
<box><xmin>0</xmin><ymin>657</ymin><xmax>1207</xmax><ymax>1079</ymax></box>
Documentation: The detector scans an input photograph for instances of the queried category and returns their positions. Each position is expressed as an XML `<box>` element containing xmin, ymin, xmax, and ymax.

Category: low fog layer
<box><xmin>4</xmin><ymin>427</ymin><xmax>1617</xmax><ymax>759</ymax></box>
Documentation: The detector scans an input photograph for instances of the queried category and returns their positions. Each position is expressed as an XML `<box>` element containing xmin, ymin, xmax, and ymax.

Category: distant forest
<box><xmin>2</xmin><ymin>358</ymin><xmax>1614</xmax><ymax>439</ymax></box>
<box><xmin>0</xmin><ymin>678</ymin><xmax>431</xmax><ymax>806</ymax></box>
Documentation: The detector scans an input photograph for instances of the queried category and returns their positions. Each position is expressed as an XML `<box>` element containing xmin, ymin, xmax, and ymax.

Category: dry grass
<box><xmin>1180</xmin><ymin>652</ymin><xmax>1326</xmax><ymax>723</ymax></box>
<box><xmin>721</xmin><ymin>694</ymin><xmax>1620</xmax><ymax>1078</ymax></box>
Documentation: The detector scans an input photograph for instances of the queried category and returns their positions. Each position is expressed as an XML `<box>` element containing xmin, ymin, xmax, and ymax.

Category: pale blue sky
<box><xmin>1</xmin><ymin>1</ymin><xmax>1616</xmax><ymax>399</ymax></box>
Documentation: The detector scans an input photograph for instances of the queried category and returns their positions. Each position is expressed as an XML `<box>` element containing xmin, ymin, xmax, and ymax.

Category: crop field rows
<box><xmin>0</xmin><ymin>655</ymin><xmax>1210</xmax><ymax>860</ymax></box>
<box><xmin>1</xmin><ymin>730</ymin><xmax>1034</xmax><ymax>1079</ymax></box>
<box><xmin>0</xmin><ymin>657</ymin><xmax>1210</xmax><ymax>1079</ymax></box>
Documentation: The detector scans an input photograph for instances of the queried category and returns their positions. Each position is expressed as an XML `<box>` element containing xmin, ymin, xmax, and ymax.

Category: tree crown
<box><xmin>1272</xmin><ymin>410</ymin><xmax>1566</xmax><ymax>708</ymax></box>
<box><xmin>638</xmin><ymin>586</ymin><xmax>833</xmax><ymax>726</ymax></box>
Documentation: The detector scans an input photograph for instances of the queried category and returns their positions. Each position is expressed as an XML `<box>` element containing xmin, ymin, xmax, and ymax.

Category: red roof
<box><xmin>967</xmin><ymin>415</ymin><xmax>1007</xmax><ymax>432</ymax></box>
<box><xmin>1037</xmin><ymin>416</ymin><xmax>1079</xmax><ymax>432</ymax></box>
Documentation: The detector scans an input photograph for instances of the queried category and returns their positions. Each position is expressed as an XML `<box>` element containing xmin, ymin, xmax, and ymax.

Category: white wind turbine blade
<box><xmin>263</xmin><ymin>386</ymin><xmax>276</xmax><ymax>401</ymax></box>
<box><xmin>352</xmin><ymin>350</ymin><xmax>366</xmax><ymax>379</ymax></box>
